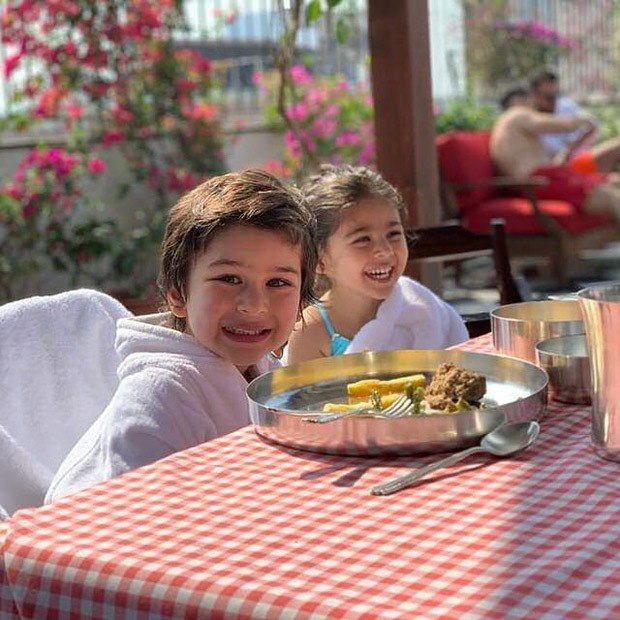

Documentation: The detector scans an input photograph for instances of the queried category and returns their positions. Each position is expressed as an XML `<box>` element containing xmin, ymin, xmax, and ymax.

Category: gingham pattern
<box><xmin>0</xmin><ymin>521</ymin><xmax>20</xmax><ymax>620</ymax></box>
<box><xmin>2</xmin><ymin>334</ymin><xmax>620</xmax><ymax>619</ymax></box>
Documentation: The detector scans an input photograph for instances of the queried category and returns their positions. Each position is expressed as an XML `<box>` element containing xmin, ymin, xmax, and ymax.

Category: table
<box><xmin>2</xmin><ymin>334</ymin><xmax>620</xmax><ymax>619</ymax></box>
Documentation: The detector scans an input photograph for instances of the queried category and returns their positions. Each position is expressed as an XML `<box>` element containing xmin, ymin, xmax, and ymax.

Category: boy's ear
<box><xmin>166</xmin><ymin>288</ymin><xmax>188</xmax><ymax>318</ymax></box>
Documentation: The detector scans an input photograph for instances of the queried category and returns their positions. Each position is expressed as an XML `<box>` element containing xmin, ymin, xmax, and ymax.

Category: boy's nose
<box><xmin>237</xmin><ymin>286</ymin><xmax>267</xmax><ymax>314</ymax></box>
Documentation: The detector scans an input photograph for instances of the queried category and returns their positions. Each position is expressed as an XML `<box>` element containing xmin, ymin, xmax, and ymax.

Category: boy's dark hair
<box><xmin>529</xmin><ymin>70</ymin><xmax>558</xmax><ymax>91</ymax></box>
<box><xmin>301</xmin><ymin>164</ymin><xmax>407</xmax><ymax>254</ymax></box>
<box><xmin>158</xmin><ymin>168</ymin><xmax>318</xmax><ymax>331</ymax></box>
<box><xmin>500</xmin><ymin>86</ymin><xmax>528</xmax><ymax>110</ymax></box>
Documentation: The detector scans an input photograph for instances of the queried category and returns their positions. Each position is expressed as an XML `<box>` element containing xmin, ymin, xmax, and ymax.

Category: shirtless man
<box><xmin>490</xmin><ymin>95</ymin><xmax>620</xmax><ymax>217</ymax></box>
<box><xmin>529</xmin><ymin>70</ymin><xmax>599</xmax><ymax>161</ymax></box>
<box><xmin>529</xmin><ymin>71</ymin><xmax>620</xmax><ymax>175</ymax></box>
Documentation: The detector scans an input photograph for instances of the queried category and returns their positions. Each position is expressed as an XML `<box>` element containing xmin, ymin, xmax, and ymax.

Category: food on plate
<box><xmin>425</xmin><ymin>363</ymin><xmax>487</xmax><ymax>411</ymax></box>
<box><xmin>346</xmin><ymin>374</ymin><xmax>426</xmax><ymax>397</ymax></box>
<box><xmin>322</xmin><ymin>391</ymin><xmax>403</xmax><ymax>413</ymax></box>
<box><xmin>322</xmin><ymin>364</ymin><xmax>487</xmax><ymax>415</ymax></box>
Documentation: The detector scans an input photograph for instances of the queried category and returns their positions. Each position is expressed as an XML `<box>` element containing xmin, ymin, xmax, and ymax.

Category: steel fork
<box><xmin>301</xmin><ymin>394</ymin><xmax>415</xmax><ymax>424</ymax></box>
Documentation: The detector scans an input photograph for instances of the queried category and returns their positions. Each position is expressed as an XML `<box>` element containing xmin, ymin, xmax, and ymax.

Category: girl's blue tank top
<box><xmin>314</xmin><ymin>301</ymin><xmax>351</xmax><ymax>356</ymax></box>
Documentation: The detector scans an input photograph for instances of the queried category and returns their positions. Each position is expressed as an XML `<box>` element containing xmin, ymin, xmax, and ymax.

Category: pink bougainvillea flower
<box><xmin>111</xmin><ymin>104</ymin><xmax>134</xmax><ymax>124</ymax></box>
<box><xmin>262</xmin><ymin>160</ymin><xmax>292</xmax><ymax>179</ymax></box>
<box><xmin>22</xmin><ymin>201</ymin><xmax>38</xmax><ymax>219</ymax></box>
<box><xmin>288</xmin><ymin>102</ymin><xmax>308</xmax><ymax>122</ymax></box>
<box><xmin>312</xmin><ymin>117</ymin><xmax>337</xmax><ymax>138</ymax></box>
<box><xmin>65</xmin><ymin>102</ymin><xmax>83</xmax><ymax>121</ymax></box>
<box><xmin>187</xmin><ymin>103</ymin><xmax>218</xmax><ymax>121</ymax></box>
<box><xmin>335</xmin><ymin>131</ymin><xmax>361</xmax><ymax>147</ymax></box>
<box><xmin>290</xmin><ymin>65</ymin><xmax>312</xmax><ymax>86</ymax></box>
<box><xmin>4</xmin><ymin>52</ymin><xmax>21</xmax><ymax>77</ymax></box>
<box><xmin>86</xmin><ymin>158</ymin><xmax>106</xmax><ymax>175</ymax></box>
<box><xmin>101</xmin><ymin>130</ymin><xmax>125</xmax><ymax>146</ymax></box>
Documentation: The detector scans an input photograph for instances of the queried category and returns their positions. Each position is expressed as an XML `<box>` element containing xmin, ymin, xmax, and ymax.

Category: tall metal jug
<box><xmin>578</xmin><ymin>284</ymin><xmax>620</xmax><ymax>462</ymax></box>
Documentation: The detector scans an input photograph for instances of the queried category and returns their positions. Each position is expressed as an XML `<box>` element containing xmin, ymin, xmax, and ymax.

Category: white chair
<box><xmin>0</xmin><ymin>289</ymin><xmax>132</xmax><ymax>515</ymax></box>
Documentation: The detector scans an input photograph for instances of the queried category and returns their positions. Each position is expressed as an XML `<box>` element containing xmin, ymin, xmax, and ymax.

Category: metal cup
<box><xmin>577</xmin><ymin>283</ymin><xmax>620</xmax><ymax>462</ymax></box>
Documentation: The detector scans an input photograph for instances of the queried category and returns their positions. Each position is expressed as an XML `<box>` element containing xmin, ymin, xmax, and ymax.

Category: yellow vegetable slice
<box><xmin>346</xmin><ymin>374</ymin><xmax>426</xmax><ymax>397</ymax></box>
<box><xmin>322</xmin><ymin>392</ymin><xmax>403</xmax><ymax>413</ymax></box>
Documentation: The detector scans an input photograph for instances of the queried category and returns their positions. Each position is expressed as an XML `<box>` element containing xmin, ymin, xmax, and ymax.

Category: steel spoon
<box><xmin>370</xmin><ymin>420</ymin><xmax>540</xmax><ymax>496</ymax></box>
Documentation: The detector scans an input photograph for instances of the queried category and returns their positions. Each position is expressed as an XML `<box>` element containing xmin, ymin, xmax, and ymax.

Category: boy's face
<box><xmin>320</xmin><ymin>197</ymin><xmax>408</xmax><ymax>301</ymax></box>
<box><xmin>168</xmin><ymin>224</ymin><xmax>302</xmax><ymax>373</ymax></box>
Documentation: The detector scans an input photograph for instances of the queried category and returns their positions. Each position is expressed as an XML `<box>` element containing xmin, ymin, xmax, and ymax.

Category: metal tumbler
<box><xmin>578</xmin><ymin>283</ymin><xmax>620</xmax><ymax>462</ymax></box>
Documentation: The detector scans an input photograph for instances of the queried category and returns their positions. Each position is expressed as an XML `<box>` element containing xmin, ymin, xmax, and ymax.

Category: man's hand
<box><xmin>553</xmin><ymin>117</ymin><xmax>597</xmax><ymax>164</ymax></box>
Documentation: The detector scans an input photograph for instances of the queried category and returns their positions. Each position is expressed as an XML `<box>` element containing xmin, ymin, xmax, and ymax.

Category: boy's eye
<box><xmin>352</xmin><ymin>235</ymin><xmax>371</xmax><ymax>244</ymax></box>
<box><xmin>216</xmin><ymin>274</ymin><xmax>241</xmax><ymax>284</ymax></box>
<box><xmin>389</xmin><ymin>229</ymin><xmax>404</xmax><ymax>239</ymax></box>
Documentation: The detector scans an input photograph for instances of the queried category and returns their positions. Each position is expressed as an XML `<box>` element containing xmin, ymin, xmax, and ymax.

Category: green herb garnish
<box><xmin>370</xmin><ymin>388</ymin><xmax>382</xmax><ymax>411</ymax></box>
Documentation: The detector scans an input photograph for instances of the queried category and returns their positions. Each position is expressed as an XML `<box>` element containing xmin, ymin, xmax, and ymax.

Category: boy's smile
<box><xmin>168</xmin><ymin>224</ymin><xmax>302</xmax><ymax>373</ymax></box>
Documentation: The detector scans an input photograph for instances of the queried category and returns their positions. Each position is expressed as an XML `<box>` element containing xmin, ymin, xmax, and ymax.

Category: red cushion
<box><xmin>436</xmin><ymin>131</ymin><xmax>495</xmax><ymax>212</ymax></box>
<box><xmin>462</xmin><ymin>197</ymin><xmax>616</xmax><ymax>235</ymax></box>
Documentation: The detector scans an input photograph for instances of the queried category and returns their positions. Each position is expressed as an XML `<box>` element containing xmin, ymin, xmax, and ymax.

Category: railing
<box><xmin>178</xmin><ymin>0</ymin><xmax>369</xmax><ymax>114</ymax></box>
<box><xmin>503</xmin><ymin>0</ymin><xmax>620</xmax><ymax>103</ymax></box>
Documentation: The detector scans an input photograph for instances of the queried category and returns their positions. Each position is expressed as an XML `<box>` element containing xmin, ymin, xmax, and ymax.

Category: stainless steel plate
<box><xmin>247</xmin><ymin>349</ymin><xmax>548</xmax><ymax>456</ymax></box>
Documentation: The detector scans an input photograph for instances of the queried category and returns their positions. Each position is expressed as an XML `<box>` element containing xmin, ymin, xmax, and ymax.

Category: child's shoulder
<box><xmin>285</xmin><ymin>304</ymin><xmax>330</xmax><ymax>363</ymax></box>
<box><xmin>291</xmin><ymin>304</ymin><xmax>326</xmax><ymax>340</ymax></box>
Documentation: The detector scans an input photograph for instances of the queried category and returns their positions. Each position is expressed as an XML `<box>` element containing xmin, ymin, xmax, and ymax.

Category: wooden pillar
<box><xmin>367</xmin><ymin>0</ymin><xmax>441</xmax><ymax>228</ymax></box>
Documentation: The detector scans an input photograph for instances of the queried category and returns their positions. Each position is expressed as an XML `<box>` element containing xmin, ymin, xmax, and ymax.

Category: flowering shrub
<box><xmin>0</xmin><ymin>147</ymin><xmax>111</xmax><ymax>299</ymax></box>
<box><xmin>256</xmin><ymin>65</ymin><xmax>497</xmax><ymax>179</ymax></box>
<box><xmin>468</xmin><ymin>19</ymin><xmax>574</xmax><ymax>90</ymax></box>
<box><xmin>255</xmin><ymin>66</ymin><xmax>375</xmax><ymax>178</ymax></box>
<box><xmin>1</xmin><ymin>0</ymin><xmax>225</xmax><ymax>299</ymax></box>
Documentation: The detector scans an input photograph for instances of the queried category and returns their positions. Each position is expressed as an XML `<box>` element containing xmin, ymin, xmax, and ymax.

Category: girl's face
<box><xmin>320</xmin><ymin>197</ymin><xmax>408</xmax><ymax>300</ymax></box>
<box><xmin>167</xmin><ymin>224</ymin><xmax>303</xmax><ymax>373</ymax></box>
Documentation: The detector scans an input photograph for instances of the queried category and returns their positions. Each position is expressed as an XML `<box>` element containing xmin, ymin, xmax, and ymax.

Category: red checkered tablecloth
<box><xmin>2</xmin><ymin>334</ymin><xmax>620</xmax><ymax>619</ymax></box>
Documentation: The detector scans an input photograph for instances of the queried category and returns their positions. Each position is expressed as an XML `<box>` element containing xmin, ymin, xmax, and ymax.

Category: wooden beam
<box><xmin>367</xmin><ymin>0</ymin><xmax>441</xmax><ymax>228</ymax></box>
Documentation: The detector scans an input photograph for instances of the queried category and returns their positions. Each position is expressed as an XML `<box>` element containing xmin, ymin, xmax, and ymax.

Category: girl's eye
<box><xmin>352</xmin><ymin>235</ymin><xmax>371</xmax><ymax>245</ymax></box>
<box><xmin>388</xmin><ymin>229</ymin><xmax>404</xmax><ymax>239</ymax></box>
<box><xmin>267</xmin><ymin>278</ymin><xmax>291</xmax><ymax>288</ymax></box>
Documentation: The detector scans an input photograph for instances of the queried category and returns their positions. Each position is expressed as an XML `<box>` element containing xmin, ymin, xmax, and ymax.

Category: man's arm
<box><xmin>544</xmin><ymin>97</ymin><xmax>599</xmax><ymax>158</ymax></box>
<box><xmin>520</xmin><ymin>109</ymin><xmax>595</xmax><ymax>136</ymax></box>
<box><xmin>552</xmin><ymin>124</ymin><xmax>598</xmax><ymax>165</ymax></box>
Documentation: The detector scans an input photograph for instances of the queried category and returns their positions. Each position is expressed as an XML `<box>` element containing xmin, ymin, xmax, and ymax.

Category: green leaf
<box><xmin>326</xmin><ymin>0</ymin><xmax>343</xmax><ymax>7</ymax></box>
<box><xmin>335</xmin><ymin>17</ymin><xmax>350</xmax><ymax>44</ymax></box>
<box><xmin>305</xmin><ymin>0</ymin><xmax>321</xmax><ymax>25</ymax></box>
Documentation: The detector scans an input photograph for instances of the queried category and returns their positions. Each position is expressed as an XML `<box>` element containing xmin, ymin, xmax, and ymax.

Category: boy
<box><xmin>47</xmin><ymin>169</ymin><xmax>317</xmax><ymax>501</ymax></box>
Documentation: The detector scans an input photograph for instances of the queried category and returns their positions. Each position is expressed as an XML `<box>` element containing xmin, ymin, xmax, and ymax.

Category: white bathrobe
<box><xmin>46</xmin><ymin>313</ymin><xmax>279</xmax><ymax>502</ymax></box>
<box><xmin>0</xmin><ymin>289</ymin><xmax>131</xmax><ymax>515</ymax></box>
<box><xmin>344</xmin><ymin>276</ymin><xmax>468</xmax><ymax>354</ymax></box>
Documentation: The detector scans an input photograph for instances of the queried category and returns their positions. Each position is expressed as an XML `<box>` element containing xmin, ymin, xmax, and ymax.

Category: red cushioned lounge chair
<box><xmin>436</xmin><ymin>130</ymin><xmax>620</xmax><ymax>286</ymax></box>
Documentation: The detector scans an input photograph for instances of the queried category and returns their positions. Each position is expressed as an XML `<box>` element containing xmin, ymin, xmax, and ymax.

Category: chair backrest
<box><xmin>407</xmin><ymin>219</ymin><xmax>523</xmax><ymax>337</ymax></box>
<box><xmin>0</xmin><ymin>289</ymin><xmax>132</xmax><ymax>515</ymax></box>
<box><xmin>436</xmin><ymin>130</ymin><xmax>496</xmax><ymax>214</ymax></box>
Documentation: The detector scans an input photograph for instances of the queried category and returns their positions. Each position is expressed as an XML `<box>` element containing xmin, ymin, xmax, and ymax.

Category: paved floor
<box><xmin>443</xmin><ymin>244</ymin><xmax>620</xmax><ymax>315</ymax></box>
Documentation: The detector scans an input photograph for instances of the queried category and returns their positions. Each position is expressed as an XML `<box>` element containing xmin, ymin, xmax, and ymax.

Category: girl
<box><xmin>47</xmin><ymin>169</ymin><xmax>317</xmax><ymax>501</ymax></box>
<box><xmin>285</xmin><ymin>164</ymin><xmax>468</xmax><ymax>364</ymax></box>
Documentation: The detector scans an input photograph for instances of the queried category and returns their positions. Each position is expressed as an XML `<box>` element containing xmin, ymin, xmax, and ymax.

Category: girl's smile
<box><xmin>320</xmin><ymin>197</ymin><xmax>408</xmax><ymax>302</ymax></box>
